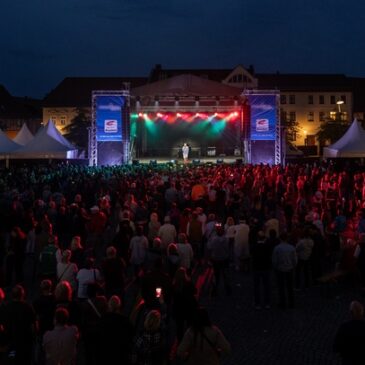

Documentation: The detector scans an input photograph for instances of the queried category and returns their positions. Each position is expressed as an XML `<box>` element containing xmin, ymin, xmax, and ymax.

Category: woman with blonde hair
<box><xmin>134</xmin><ymin>310</ymin><xmax>166</xmax><ymax>365</ymax></box>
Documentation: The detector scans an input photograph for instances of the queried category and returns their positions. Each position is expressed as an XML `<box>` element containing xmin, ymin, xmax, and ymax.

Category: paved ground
<box><xmin>196</xmin><ymin>268</ymin><xmax>360</xmax><ymax>365</ymax></box>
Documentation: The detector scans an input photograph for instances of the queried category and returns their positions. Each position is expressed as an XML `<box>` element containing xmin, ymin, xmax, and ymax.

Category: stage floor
<box><xmin>135</xmin><ymin>156</ymin><xmax>242</xmax><ymax>164</ymax></box>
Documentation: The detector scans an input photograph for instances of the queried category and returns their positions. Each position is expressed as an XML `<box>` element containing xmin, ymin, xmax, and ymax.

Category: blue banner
<box><xmin>247</xmin><ymin>94</ymin><xmax>276</xmax><ymax>141</ymax></box>
<box><xmin>95</xmin><ymin>95</ymin><xmax>124</xmax><ymax>142</ymax></box>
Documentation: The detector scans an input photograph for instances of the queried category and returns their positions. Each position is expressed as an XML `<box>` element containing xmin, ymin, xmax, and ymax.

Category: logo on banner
<box><xmin>104</xmin><ymin>119</ymin><xmax>118</xmax><ymax>133</ymax></box>
<box><xmin>256</xmin><ymin>119</ymin><xmax>269</xmax><ymax>132</ymax></box>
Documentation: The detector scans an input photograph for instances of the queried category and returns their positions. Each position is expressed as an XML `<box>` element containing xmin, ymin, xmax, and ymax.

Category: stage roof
<box><xmin>132</xmin><ymin>74</ymin><xmax>242</xmax><ymax>97</ymax></box>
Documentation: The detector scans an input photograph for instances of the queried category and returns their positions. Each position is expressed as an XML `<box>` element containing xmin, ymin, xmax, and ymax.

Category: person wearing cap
<box><xmin>334</xmin><ymin>301</ymin><xmax>365</xmax><ymax>365</ymax></box>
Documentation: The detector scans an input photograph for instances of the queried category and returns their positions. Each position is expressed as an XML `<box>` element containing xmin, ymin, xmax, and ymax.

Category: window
<box><xmin>60</xmin><ymin>116</ymin><xmax>66</xmax><ymax>125</ymax></box>
<box><xmin>330</xmin><ymin>111</ymin><xmax>337</xmax><ymax>120</ymax></box>
<box><xmin>308</xmin><ymin>95</ymin><xmax>313</xmax><ymax>104</ymax></box>
<box><xmin>289</xmin><ymin>111</ymin><xmax>296</xmax><ymax>121</ymax></box>
<box><xmin>319</xmin><ymin>95</ymin><xmax>325</xmax><ymax>104</ymax></box>
<box><xmin>280</xmin><ymin>95</ymin><xmax>287</xmax><ymax>104</ymax></box>
<box><xmin>289</xmin><ymin>95</ymin><xmax>295</xmax><ymax>104</ymax></box>
<box><xmin>307</xmin><ymin>112</ymin><xmax>314</xmax><ymax>122</ymax></box>
<box><xmin>319</xmin><ymin>112</ymin><xmax>326</xmax><ymax>122</ymax></box>
<box><xmin>281</xmin><ymin>110</ymin><xmax>287</xmax><ymax>122</ymax></box>
<box><xmin>307</xmin><ymin>135</ymin><xmax>316</xmax><ymax>146</ymax></box>
<box><xmin>50</xmin><ymin>116</ymin><xmax>57</xmax><ymax>124</ymax></box>
<box><xmin>330</xmin><ymin>95</ymin><xmax>336</xmax><ymax>104</ymax></box>
<box><xmin>341</xmin><ymin>95</ymin><xmax>347</xmax><ymax>104</ymax></box>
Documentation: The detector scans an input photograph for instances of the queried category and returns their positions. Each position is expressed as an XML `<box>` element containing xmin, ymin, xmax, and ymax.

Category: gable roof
<box><xmin>132</xmin><ymin>74</ymin><xmax>242</xmax><ymax>97</ymax></box>
<box><xmin>43</xmin><ymin>77</ymin><xmax>148</xmax><ymax>107</ymax></box>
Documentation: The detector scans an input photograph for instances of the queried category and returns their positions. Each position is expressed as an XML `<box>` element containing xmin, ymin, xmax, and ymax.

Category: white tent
<box><xmin>13</xmin><ymin>120</ymin><xmax>78</xmax><ymax>158</ymax></box>
<box><xmin>13</xmin><ymin>123</ymin><xmax>34</xmax><ymax>145</ymax></box>
<box><xmin>0</xmin><ymin>129</ymin><xmax>21</xmax><ymax>154</ymax></box>
<box><xmin>323</xmin><ymin>119</ymin><xmax>365</xmax><ymax>158</ymax></box>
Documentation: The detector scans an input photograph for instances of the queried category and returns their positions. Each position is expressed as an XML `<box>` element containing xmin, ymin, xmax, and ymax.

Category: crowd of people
<box><xmin>0</xmin><ymin>160</ymin><xmax>365</xmax><ymax>364</ymax></box>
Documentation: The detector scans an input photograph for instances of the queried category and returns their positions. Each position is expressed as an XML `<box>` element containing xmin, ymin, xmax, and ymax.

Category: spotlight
<box><xmin>193</xmin><ymin>159</ymin><xmax>200</xmax><ymax>165</ymax></box>
<box><xmin>177</xmin><ymin>113</ymin><xmax>182</xmax><ymax>117</ymax></box>
<box><xmin>138</xmin><ymin>113</ymin><xmax>143</xmax><ymax>117</ymax></box>
<box><xmin>213</xmin><ymin>113</ymin><xmax>218</xmax><ymax>117</ymax></box>
<box><xmin>143</xmin><ymin>113</ymin><xmax>148</xmax><ymax>118</ymax></box>
<box><xmin>170</xmin><ymin>159</ymin><xmax>177</xmax><ymax>164</ymax></box>
<box><xmin>216</xmin><ymin>158</ymin><xmax>224</xmax><ymax>164</ymax></box>
<box><xmin>157</xmin><ymin>113</ymin><xmax>163</xmax><ymax>118</ymax></box>
<box><xmin>234</xmin><ymin>111</ymin><xmax>239</xmax><ymax>117</ymax></box>
<box><xmin>195</xmin><ymin>113</ymin><xmax>200</xmax><ymax>117</ymax></box>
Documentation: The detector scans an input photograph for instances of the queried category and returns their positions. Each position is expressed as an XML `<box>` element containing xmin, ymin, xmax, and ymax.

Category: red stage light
<box><xmin>157</xmin><ymin>113</ymin><xmax>163</xmax><ymax>118</ymax></box>
<box><xmin>177</xmin><ymin>113</ymin><xmax>182</xmax><ymax>117</ymax></box>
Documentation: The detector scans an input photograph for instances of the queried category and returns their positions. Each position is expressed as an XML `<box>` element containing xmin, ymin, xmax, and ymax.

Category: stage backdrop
<box><xmin>246</xmin><ymin>94</ymin><xmax>276</xmax><ymax>141</ymax></box>
<box><xmin>95</xmin><ymin>95</ymin><xmax>125</xmax><ymax>142</ymax></box>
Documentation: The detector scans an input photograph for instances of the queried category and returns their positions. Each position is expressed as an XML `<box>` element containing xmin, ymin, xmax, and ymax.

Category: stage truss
<box><xmin>90</xmin><ymin>89</ymin><xmax>131</xmax><ymax>166</ymax></box>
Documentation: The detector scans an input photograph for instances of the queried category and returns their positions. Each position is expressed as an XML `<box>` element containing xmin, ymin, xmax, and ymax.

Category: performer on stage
<box><xmin>182</xmin><ymin>143</ymin><xmax>189</xmax><ymax>163</ymax></box>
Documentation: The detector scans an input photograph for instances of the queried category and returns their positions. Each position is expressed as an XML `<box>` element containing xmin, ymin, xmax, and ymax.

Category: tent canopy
<box><xmin>14</xmin><ymin>120</ymin><xmax>77</xmax><ymax>157</ymax></box>
<box><xmin>13</xmin><ymin>123</ymin><xmax>34</xmax><ymax>146</ymax></box>
<box><xmin>323</xmin><ymin>119</ymin><xmax>365</xmax><ymax>158</ymax></box>
<box><xmin>0</xmin><ymin>129</ymin><xmax>21</xmax><ymax>154</ymax></box>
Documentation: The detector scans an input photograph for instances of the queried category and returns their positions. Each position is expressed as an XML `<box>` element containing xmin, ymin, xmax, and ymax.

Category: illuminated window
<box><xmin>330</xmin><ymin>95</ymin><xmax>336</xmax><ymax>104</ymax></box>
<box><xmin>50</xmin><ymin>116</ymin><xmax>57</xmax><ymax>124</ymax></box>
<box><xmin>280</xmin><ymin>95</ymin><xmax>287</xmax><ymax>104</ymax></box>
<box><xmin>319</xmin><ymin>112</ymin><xmax>326</xmax><ymax>121</ymax></box>
<box><xmin>308</xmin><ymin>95</ymin><xmax>313</xmax><ymax>104</ymax></box>
<box><xmin>341</xmin><ymin>112</ymin><xmax>348</xmax><ymax>121</ymax></box>
<box><xmin>289</xmin><ymin>95</ymin><xmax>295</xmax><ymax>104</ymax></box>
<box><xmin>60</xmin><ymin>116</ymin><xmax>66</xmax><ymax>125</ymax></box>
<box><xmin>330</xmin><ymin>111</ymin><xmax>336</xmax><ymax>120</ymax></box>
<box><xmin>319</xmin><ymin>95</ymin><xmax>325</xmax><ymax>104</ymax></box>
<box><xmin>308</xmin><ymin>112</ymin><xmax>314</xmax><ymax>122</ymax></box>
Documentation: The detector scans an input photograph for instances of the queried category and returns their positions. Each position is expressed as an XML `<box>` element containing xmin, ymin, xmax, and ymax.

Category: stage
<box><xmin>133</xmin><ymin>155</ymin><xmax>242</xmax><ymax>165</ymax></box>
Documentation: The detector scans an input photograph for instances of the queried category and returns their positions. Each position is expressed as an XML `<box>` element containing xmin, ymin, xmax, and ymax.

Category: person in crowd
<box><xmin>3</xmin><ymin>285</ymin><xmax>36</xmax><ymax>365</ymax></box>
<box><xmin>130</xmin><ymin>225</ymin><xmax>149</xmax><ymax>278</ymax></box>
<box><xmin>79</xmin><ymin>283</ymin><xmax>107</xmax><ymax>365</ymax></box>
<box><xmin>251</xmin><ymin>231</ymin><xmax>273</xmax><ymax>309</ymax></box>
<box><xmin>5</xmin><ymin>227</ymin><xmax>27</xmax><ymax>286</ymax></box>
<box><xmin>70</xmin><ymin>235</ymin><xmax>85</xmax><ymax>269</ymax></box>
<box><xmin>33</xmin><ymin>279</ymin><xmax>56</xmax><ymax>363</ymax></box>
<box><xmin>76</xmin><ymin>257</ymin><xmax>102</xmax><ymax>300</ymax></box>
<box><xmin>99</xmin><ymin>296</ymin><xmax>134</xmax><ymax>365</ymax></box>
<box><xmin>166</xmin><ymin>243</ymin><xmax>181</xmax><ymax>278</ymax></box>
<box><xmin>101</xmin><ymin>245</ymin><xmax>126</xmax><ymax>298</ymax></box>
<box><xmin>272</xmin><ymin>233</ymin><xmax>297</xmax><ymax>308</ymax></box>
<box><xmin>158</xmin><ymin>216</ymin><xmax>177</xmax><ymax>251</ymax></box>
<box><xmin>233</xmin><ymin>218</ymin><xmax>250</xmax><ymax>272</ymax></box>
<box><xmin>207</xmin><ymin>224</ymin><xmax>231</xmax><ymax>296</ymax></box>
<box><xmin>176</xmin><ymin>233</ymin><xmax>194</xmax><ymax>272</ymax></box>
<box><xmin>145</xmin><ymin>237</ymin><xmax>164</xmax><ymax>272</ymax></box>
<box><xmin>57</xmin><ymin>249</ymin><xmax>78</xmax><ymax>291</ymax></box>
<box><xmin>54</xmin><ymin>281</ymin><xmax>79</xmax><ymax>325</ymax></box>
<box><xmin>148</xmin><ymin>212</ymin><xmax>161</xmax><ymax>244</ymax></box>
<box><xmin>133</xmin><ymin>309</ymin><xmax>166</xmax><ymax>365</ymax></box>
<box><xmin>177</xmin><ymin>307</ymin><xmax>231</xmax><ymax>365</ymax></box>
<box><xmin>43</xmin><ymin>307</ymin><xmax>79</xmax><ymax>365</ymax></box>
<box><xmin>334</xmin><ymin>301</ymin><xmax>365</xmax><ymax>365</ymax></box>
<box><xmin>187</xmin><ymin>211</ymin><xmax>203</xmax><ymax>264</ymax></box>
<box><xmin>39</xmin><ymin>235</ymin><xmax>62</xmax><ymax>281</ymax></box>
<box><xmin>172</xmin><ymin>267</ymin><xmax>197</xmax><ymax>342</ymax></box>
<box><xmin>295</xmin><ymin>229</ymin><xmax>314</xmax><ymax>289</ymax></box>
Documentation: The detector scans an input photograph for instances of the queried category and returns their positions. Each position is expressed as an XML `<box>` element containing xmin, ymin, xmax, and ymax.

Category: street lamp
<box><xmin>336</xmin><ymin>100</ymin><xmax>344</xmax><ymax>113</ymax></box>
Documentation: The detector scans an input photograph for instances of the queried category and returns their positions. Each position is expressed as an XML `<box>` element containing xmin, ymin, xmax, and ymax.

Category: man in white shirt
<box><xmin>76</xmin><ymin>258</ymin><xmax>102</xmax><ymax>299</ymax></box>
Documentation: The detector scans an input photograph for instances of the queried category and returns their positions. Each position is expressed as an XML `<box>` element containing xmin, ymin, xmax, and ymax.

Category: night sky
<box><xmin>1</xmin><ymin>0</ymin><xmax>365</xmax><ymax>98</ymax></box>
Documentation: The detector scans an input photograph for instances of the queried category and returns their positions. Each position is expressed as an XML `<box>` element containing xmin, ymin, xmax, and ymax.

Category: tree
<box><xmin>316</xmin><ymin>114</ymin><xmax>349</xmax><ymax>146</ymax></box>
<box><xmin>62</xmin><ymin>108</ymin><xmax>90</xmax><ymax>150</ymax></box>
